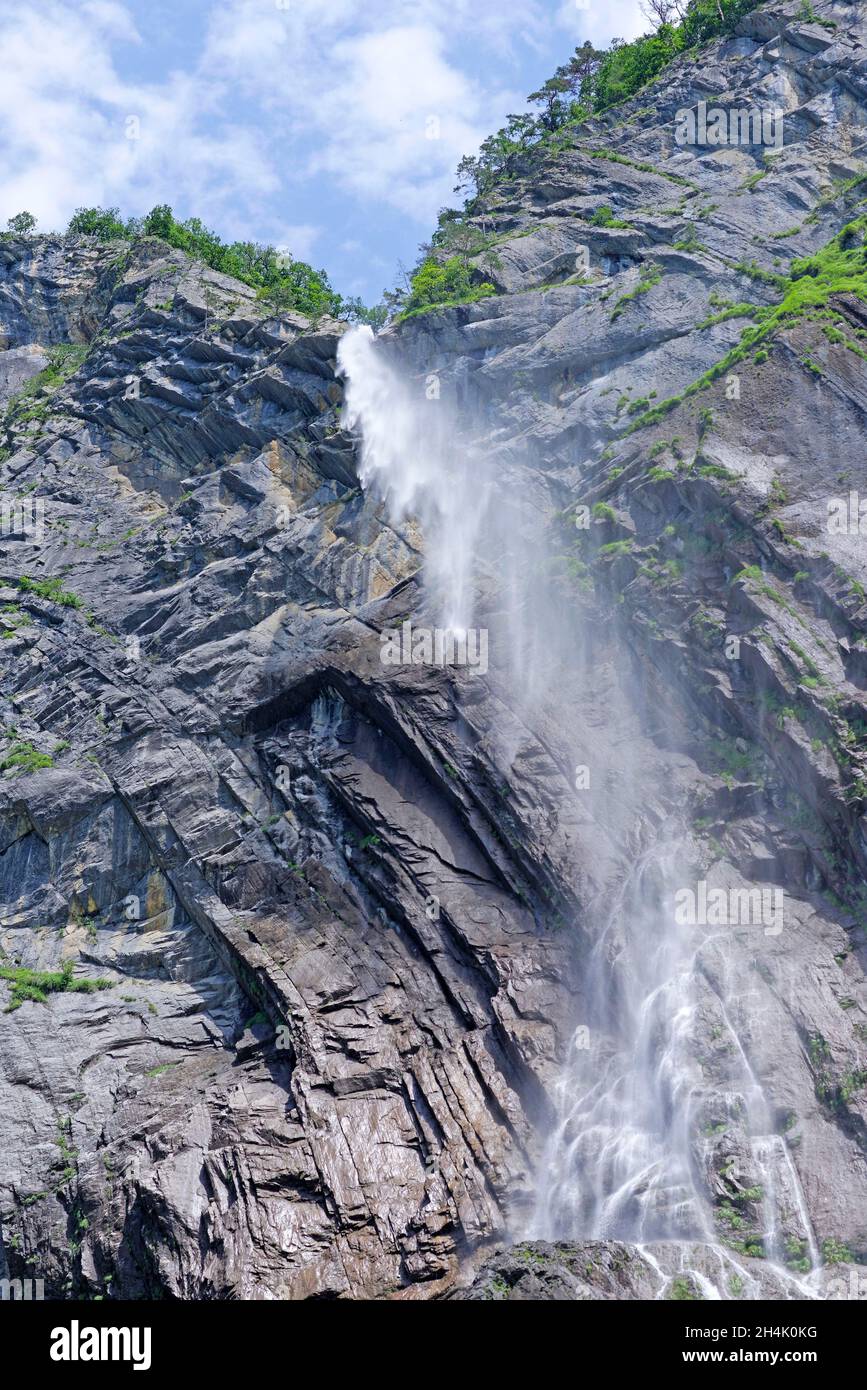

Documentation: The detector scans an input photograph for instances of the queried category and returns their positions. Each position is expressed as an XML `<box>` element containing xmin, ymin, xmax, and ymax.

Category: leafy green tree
<box><xmin>342</xmin><ymin>297</ymin><xmax>389</xmax><ymax>330</ymax></box>
<box><xmin>641</xmin><ymin>0</ymin><xmax>688</xmax><ymax>23</ymax></box>
<box><xmin>66</xmin><ymin>207</ymin><xmax>132</xmax><ymax>239</ymax></box>
<box><xmin>446</xmin><ymin>0</ymin><xmax>762</xmax><ymax>220</ymax></box>
<box><xmin>680</xmin><ymin>0</ymin><xmax>755</xmax><ymax>45</ymax></box>
<box><xmin>431</xmin><ymin>216</ymin><xmax>490</xmax><ymax>259</ymax></box>
<box><xmin>454</xmin><ymin>154</ymin><xmax>486</xmax><ymax>200</ymax></box>
<box><xmin>403</xmin><ymin>257</ymin><xmax>495</xmax><ymax>316</ymax></box>
<box><xmin>557</xmin><ymin>41</ymin><xmax>606</xmax><ymax>93</ymax></box>
<box><xmin>504</xmin><ymin>113</ymin><xmax>538</xmax><ymax>146</ymax></box>
<box><xmin>382</xmin><ymin>286</ymin><xmax>408</xmax><ymax>317</ymax></box>
<box><xmin>527</xmin><ymin>76</ymin><xmax>574</xmax><ymax>132</ymax></box>
<box><xmin>6</xmin><ymin>211</ymin><xmax>37</xmax><ymax>236</ymax></box>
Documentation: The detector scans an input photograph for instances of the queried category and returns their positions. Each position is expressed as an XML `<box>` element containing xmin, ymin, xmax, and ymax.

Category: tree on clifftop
<box><xmin>6</xmin><ymin>212</ymin><xmax>37</xmax><ymax>236</ymax></box>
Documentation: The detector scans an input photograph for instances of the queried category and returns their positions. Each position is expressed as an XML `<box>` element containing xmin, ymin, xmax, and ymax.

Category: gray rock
<box><xmin>2</xmin><ymin>0</ymin><xmax>867</xmax><ymax>1301</ymax></box>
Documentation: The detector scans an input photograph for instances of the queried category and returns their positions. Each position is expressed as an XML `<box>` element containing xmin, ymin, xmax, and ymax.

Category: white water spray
<box><xmin>337</xmin><ymin>325</ymin><xmax>490</xmax><ymax>633</ymax></box>
<box><xmin>337</xmin><ymin>324</ymin><xmax>823</xmax><ymax>1299</ymax></box>
<box><xmin>530</xmin><ymin>844</ymin><xmax>707</xmax><ymax>1244</ymax></box>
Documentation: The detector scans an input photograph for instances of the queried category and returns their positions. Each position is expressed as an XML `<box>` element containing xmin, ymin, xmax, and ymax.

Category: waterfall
<box><xmin>530</xmin><ymin>844</ymin><xmax>708</xmax><ymax>1245</ymax></box>
<box><xmin>337</xmin><ymin>324</ymin><xmax>822</xmax><ymax>1300</ymax></box>
<box><xmin>337</xmin><ymin>325</ymin><xmax>490</xmax><ymax>633</ymax></box>
<box><xmin>338</xmin><ymin>324</ymin><xmax>559</xmax><ymax>705</ymax></box>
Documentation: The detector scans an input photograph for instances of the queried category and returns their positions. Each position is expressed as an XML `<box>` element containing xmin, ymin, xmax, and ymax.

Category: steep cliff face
<box><xmin>2</xmin><ymin>0</ymin><xmax>867</xmax><ymax>1302</ymax></box>
<box><xmin>0</xmin><ymin>234</ymin><xmax>567</xmax><ymax>1300</ymax></box>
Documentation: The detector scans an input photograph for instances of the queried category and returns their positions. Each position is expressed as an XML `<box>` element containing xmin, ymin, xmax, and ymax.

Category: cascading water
<box><xmin>338</xmin><ymin>324</ymin><xmax>557</xmax><ymax>706</ymax></box>
<box><xmin>530</xmin><ymin>842</ymin><xmax>707</xmax><ymax>1245</ymax></box>
<box><xmin>338</xmin><ymin>325</ymin><xmax>489</xmax><ymax>634</ymax></box>
<box><xmin>337</xmin><ymin>324</ymin><xmax>823</xmax><ymax>1300</ymax></box>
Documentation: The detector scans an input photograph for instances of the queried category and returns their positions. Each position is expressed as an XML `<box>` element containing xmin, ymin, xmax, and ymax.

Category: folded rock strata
<box><xmin>1</xmin><ymin>0</ymin><xmax>867</xmax><ymax>1300</ymax></box>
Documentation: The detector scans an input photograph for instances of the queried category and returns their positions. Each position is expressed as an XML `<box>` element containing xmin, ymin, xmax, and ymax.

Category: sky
<box><xmin>0</xmin><ymin>0</ymin><xmax>648</xmax><ymax>305</ymax></box>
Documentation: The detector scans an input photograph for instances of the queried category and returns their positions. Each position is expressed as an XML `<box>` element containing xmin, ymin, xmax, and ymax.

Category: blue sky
<box><xmin>0</xmin><ymin>0</ymin><xmax>647</xmax><ymax>305</ymax></box>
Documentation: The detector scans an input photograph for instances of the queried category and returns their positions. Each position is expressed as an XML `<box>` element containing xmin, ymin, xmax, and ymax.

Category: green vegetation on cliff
<box><xmin>66</xmin><ymin>204</ymin><xmax>347</xmax><ymax>319</ymax></box>
<box><xmin>0</xmin><ymin>959</ymin><xmax>112</xmax><ymax>1011</ymax></box>
<box><xmin>589</xmin><ymin>0</ymin><xmax>758</xmax><ymax>113</ymax></box>
<box><xmin>2</xmin><ymin>343</ymin><xmax>88</xmax><ymax>429</ymax></box>
<box><xmin>627</xmin><ymin>214</ymin><xmax>867</xmax><ymax>432</ymax></box>
<box><xmin>394</xmin><ymin>0</ymin><xmax>762</xmax><ymax>320</ymax></box>
<box><xmin>451</xmin><ymin>0</ymin><xmax>761</xmax><ymax>204</ymax></box>
<box><xmin>0</xmin><ymin>740</ymin><xmax>53</xmax><ymax>775</ymax></box>
<box><xmin>399</xmin><ymin>257</ymin><xmax>496</xmax><ymax>320</ymax></box>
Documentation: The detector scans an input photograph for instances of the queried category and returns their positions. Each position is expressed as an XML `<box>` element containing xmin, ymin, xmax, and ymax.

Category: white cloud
<box><xmin>555</xmin><ymin>0</ymin><xmax>648</xmax><ymax>44</ymax></box>
<box><xmin>1</xmin><ymin>0</ymin><xmax>527</xmax><ymax>236</ymax></box>
<box><xmin>306</xmin><ymin>24</ymin><xmax>522</xmax><ymax>221</ymax></box>
<box><xmin>200</xmin><ymin>2</ymin><xmax>531</xmax><ymax>225</ymax></box>
<box><xmin>0</xmin><ymin>0</ymin><xmax>277</xmax><ymax>234</ymax></box>
<box><xmin>195</xmin><ymin>0</ymin><xmax>649</xmax><ymax>229</ymax></box>
<box><xmin>79</xmin><ymin>0</ymin><xmax>141</xmax><ymax>42</ymax></box>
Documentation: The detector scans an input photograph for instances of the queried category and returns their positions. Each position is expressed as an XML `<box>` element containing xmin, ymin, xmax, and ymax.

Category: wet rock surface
<box><xmin>1</xmin><ymin>0</ymin><xmax>867</xmax><ymax>1300</ymax></box>
<box><xmin>452</xmin><ymin>1240</ymin><xmax>661</xmax><ymax>1300</ymax></box>
<box><xmin>453</xmin><ymin>1239</ymin><xmax>865</xmax><ymax>1299</ymax></box>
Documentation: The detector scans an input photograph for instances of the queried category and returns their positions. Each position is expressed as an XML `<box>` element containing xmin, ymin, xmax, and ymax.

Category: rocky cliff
<box><xmin>2</xmin><ymin>0</ymin><xmax>867</xmax><ymax>1301</ymax></box>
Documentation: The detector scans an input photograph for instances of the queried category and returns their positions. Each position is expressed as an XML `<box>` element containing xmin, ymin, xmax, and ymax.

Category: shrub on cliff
<box><xmin>68</xmin><ymin>205</ymin><xmax>390</xmax><ymax>323</ymax></box>
<box><xmin>401</xmin><ymin>256</ymin><xmax>495</xmax><ymax>319</ymax></box>
<box><xmin>0</xmin><ymin>959</ymin><xmax>112</xmax><ymax>1011</ymax></box>
<box><xmin>67</xmin><ymin>206</ymin><xmax>134</xmax><ymax>239</ymax></box>
<box><xmin>65</xmin><ymin>203</ymin><xmax>347</xmax><ymax>320</ymax></box>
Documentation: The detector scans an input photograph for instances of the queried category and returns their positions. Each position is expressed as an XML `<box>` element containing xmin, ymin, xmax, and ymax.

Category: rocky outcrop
<box><xmin>453</xmin><ymin>1241</ymin><xmax>662</xmax><ymax>1300</ymax></box>
<box><xmin>453</xmin><ymin>1239</ymin><xmax>864</xmax><ymax>1299</ymax></box>
<box><xmin>0</xmin><ymin>234</ymin><xmax>574</xmax><ymax>1300</ymax></box>
<box><xmin>2</xmin><ymin>0</ymin><xmax>867</xmax><ymax>1300</ymax></box>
